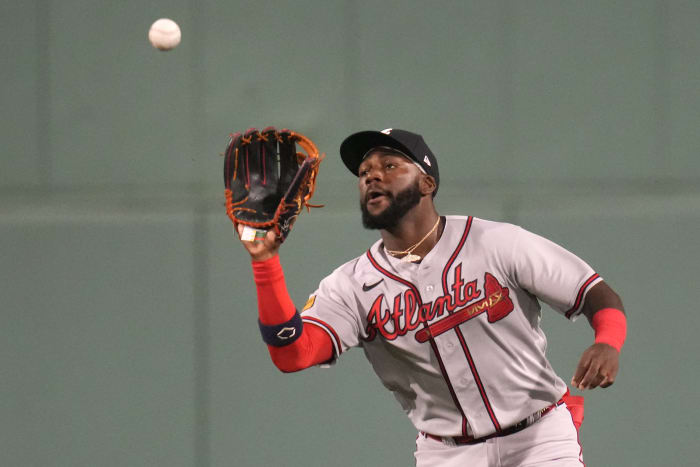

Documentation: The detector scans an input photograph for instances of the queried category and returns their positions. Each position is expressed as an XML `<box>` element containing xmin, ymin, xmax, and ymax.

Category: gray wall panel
<box><xmin>510</xmin><ymin>0</ymin><xmax>658</xmax><ymax>181</ymax></box>
<box><xmin>1</xmin><ymin>213</ymin><xmax>197</xmax><ymax>467</ymax></box>
<box><xmin>0</xmin><ymin>1</ymin><xmax>40</xmax><ymax>186</ymax></box>
<box><xmin>667</xmin><ymin>0</ymin><xmax>700</xmax><ymax>178</ymax></box>
<box><xmin>352</xmin><ymin>1</ymin><xmax>507</xmax><ymax>183</ymax></box>
<box><xmin>48</xmin><ymin>0</ymin><xmax>194</xmax><ymax>186</ymax></box>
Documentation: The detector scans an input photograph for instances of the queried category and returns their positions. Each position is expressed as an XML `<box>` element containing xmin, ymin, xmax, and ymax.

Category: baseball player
<box><xmin>235</xmin><ymin>129</ymin><xmax>627</xmax><ymax>466</ymax></box>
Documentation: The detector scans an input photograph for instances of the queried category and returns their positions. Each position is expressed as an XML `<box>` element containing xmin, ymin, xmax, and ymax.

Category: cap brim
<box><xmin>339</xmin><ymin>131</ymin><xmax>415</xmax><ymax>176</ymax></box>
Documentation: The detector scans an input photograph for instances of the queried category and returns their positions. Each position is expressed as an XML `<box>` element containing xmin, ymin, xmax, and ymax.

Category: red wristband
<box><xmin>591</xmin><ymin>308</ymin><xmax>627</xmax><ymax>352</ymax></box>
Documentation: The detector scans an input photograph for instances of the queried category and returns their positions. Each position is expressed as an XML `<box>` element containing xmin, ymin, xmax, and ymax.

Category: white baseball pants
<box><xmin>414</xmin><ymin>404</ymin><xmax>584</xmax><ymax>467</ymax></box>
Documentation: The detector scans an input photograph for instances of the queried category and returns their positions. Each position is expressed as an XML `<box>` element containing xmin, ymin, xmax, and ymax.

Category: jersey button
<box><xmin>425</xmin><ymin>285</ymin><xmax>434</xmax><ymax>292</ymax></box>
<box><xmin>446</xmin><ymin>342</ymin><xmax>454</xmax><ymax>350</ymax></box>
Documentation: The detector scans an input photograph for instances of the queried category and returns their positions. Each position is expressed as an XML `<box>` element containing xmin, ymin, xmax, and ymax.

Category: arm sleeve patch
<box><xmin>302</xmin><ymin>295</ymin><xmax>316</xmax><ymax>311</ymax></box>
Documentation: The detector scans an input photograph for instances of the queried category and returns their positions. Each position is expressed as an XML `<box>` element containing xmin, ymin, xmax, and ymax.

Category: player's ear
<box><xmin>419</xmin><ymin>174</ymin><xmax>437</xmax><ymax>197</ymax></box>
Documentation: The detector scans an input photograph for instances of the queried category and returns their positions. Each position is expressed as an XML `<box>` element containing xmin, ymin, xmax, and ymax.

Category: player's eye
<box><xmin>385</xmin><ymin>163</ymin><xmax>395</xmax><ymax>169</ymax></box>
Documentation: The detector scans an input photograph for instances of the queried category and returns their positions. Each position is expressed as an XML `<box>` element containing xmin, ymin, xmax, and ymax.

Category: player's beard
<box><xmin>361</xmin><ymin>180</ymin><xmax>422</xmax><ymax>230</ymax></box>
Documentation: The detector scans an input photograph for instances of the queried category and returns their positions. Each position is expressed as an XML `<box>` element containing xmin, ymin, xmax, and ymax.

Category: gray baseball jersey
<box><xmin>300</xmin><ymin>216</ymin><xmax>601</xmax><ymax>439</ymax></box>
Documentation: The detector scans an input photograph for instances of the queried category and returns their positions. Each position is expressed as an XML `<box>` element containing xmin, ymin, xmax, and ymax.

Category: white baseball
<box><xmin>148</xmin><ymin>18</ymin><xmax>181</xmax><ymax>51</ymax></box>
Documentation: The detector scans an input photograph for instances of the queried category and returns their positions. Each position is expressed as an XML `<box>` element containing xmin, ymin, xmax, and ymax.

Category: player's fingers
<box><xmin>598</xmin><ymin>360</ymin><xmax>619</xmax><ymax>388</ymax></box>
<box><xmin>264</xmin><ymin>229</ymin><xmax>277</xmax><ymax>245</ymax></box>
<box><xmin>571</xmin><ymin>355</ymin><xmax>591</xmax><ymax>387</ymax></box>
<box><xmin>578</xmin><ymin>360</ymin><xmax>602</xmax><ymax>390</ymax></box>
<box><xmin>600</xmin><ymin>376</ymin><xmax>614</xmax><ymax>388</ymax></box>
<box><xmin>584</xmin><ymin>372</ymin><xmax>606</xmax><ymax>390</ymax></box>
<box><xmin>598</xmin><ymin>368</ymin><xmax>615</xmax><ymax>388</ymax></box>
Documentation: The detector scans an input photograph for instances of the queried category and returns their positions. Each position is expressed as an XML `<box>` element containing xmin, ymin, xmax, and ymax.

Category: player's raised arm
<box><xmin>224</xmin><ymin>127</ymin><xmax>332</xmax><ymax>372</ymax></box>
<box><xmin>235</xmin><ymin>226</ymin><xmax>334</xmax><ymax>373</ymax></box>
<box><xmin>571</xmin><ymin>282</ymin><xmax>627</xmax><ymax>390</ymax></box>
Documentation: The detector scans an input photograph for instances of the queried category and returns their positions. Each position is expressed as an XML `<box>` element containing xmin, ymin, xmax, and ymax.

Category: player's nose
<box><xmin>364</xmin><ymin>165</ymin><xmax>383</xmax><ymax>183</ymax></box>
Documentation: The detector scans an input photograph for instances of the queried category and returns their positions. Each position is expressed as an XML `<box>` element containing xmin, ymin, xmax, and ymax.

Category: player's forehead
<box><xmin>358</xmin><ymin>147</ymin><xmax>412</xmax><ymax>169</ymax></box>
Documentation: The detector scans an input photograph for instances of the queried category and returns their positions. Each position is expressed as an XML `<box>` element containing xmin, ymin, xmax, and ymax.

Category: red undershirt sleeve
<box><xmin>251</xmin><ymin>255</ymin><xmax>334</xmax><ymax>372</ymax></box>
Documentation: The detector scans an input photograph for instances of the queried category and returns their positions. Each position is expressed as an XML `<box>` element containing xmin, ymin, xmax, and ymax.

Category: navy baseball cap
<box><xmin>340</xmin><ymin>128</ymin><xmax>440</xmax><ymax>195</ymax></box>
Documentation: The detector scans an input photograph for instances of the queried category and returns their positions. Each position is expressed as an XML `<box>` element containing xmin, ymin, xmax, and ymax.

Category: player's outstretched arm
<box><xmin>571</xmin><ymin>282</ymin><xmax>626</xmax><ymax>390</ymax></box>
<box><xmin>235</xmin><ymin>225</ymin><xmax>333</xmax><ymax>372</ymax></box>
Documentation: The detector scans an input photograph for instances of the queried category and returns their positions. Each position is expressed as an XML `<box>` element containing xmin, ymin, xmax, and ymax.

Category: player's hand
<box><xmin>234</xmin><ymin>224</ymin><xmax>281</xmax><ymax>262</ymax></box>
<box><xmin>571</xmin><ymin>343</ymin><xmax>620</xmax><ymax>390</ymax></box>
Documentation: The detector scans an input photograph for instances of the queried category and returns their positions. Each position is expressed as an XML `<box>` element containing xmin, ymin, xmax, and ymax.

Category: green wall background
<box><xmin>2</xmin><ymin>1</ymin><xmax>699</xmax><ymax>466</ymax></box>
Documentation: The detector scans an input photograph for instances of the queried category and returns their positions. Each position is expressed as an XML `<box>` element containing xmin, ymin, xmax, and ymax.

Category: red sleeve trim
<box><xmin>565</xmin><ymin>273</ymin><xmax>600</xmax><ymax>319</ymax></box>
<box><xmin>302</xmin><ymin>316</ymin><xmax>342</xmax><ymax>357</ymax></box>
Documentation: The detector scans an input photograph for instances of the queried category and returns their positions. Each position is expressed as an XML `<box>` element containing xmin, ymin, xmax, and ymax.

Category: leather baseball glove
<box><xmin>224</xmin><ymin>127</ymin><xmax>323</xmax><ymax>242</ymax></box>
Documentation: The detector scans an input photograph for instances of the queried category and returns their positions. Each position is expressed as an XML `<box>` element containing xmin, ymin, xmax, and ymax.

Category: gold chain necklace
<box><xmin>385</xmin><ymin>217</ymin><xmax>441</xmax><ymax>263</ymax></box>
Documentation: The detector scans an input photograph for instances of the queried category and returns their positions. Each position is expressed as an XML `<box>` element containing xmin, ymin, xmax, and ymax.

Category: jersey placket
<box><xmin>432</xmin><ymin>216</ymin><xmax>503</xmax><ymax>436</ymax></box>
<box><xmin>366</xmin><ymin>249</ymin><xmax>474</xmax><ymax>438</ymax></box>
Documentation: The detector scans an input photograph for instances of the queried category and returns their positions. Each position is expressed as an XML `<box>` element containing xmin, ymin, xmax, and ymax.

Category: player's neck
<box><xmin>381</xmin><ymin>206</ymin><xmax>443</xmax><ymax>260</ymax></box>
